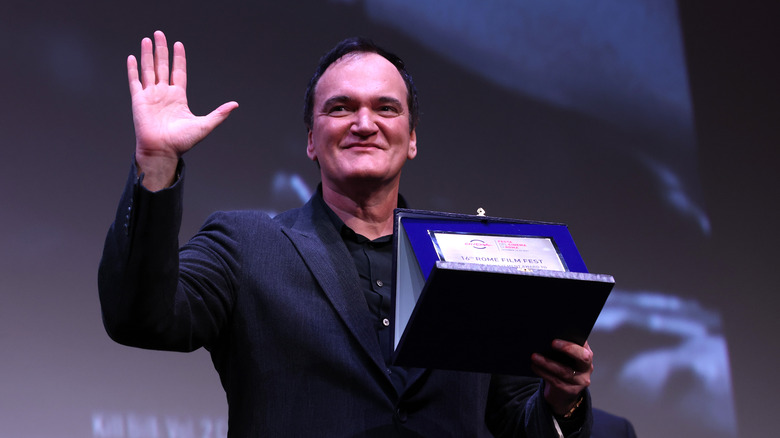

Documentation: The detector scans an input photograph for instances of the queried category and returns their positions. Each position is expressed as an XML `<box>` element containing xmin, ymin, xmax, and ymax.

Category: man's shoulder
<box><xmin>272</xmin><ymin>198</ymin><xmax>319</xmax><ymax>228</ymax></box>
<box><xmin>201</xmin><ymin>209</ymin><xmax>278</xmax><ymax>232</ymax></box>
<box><xmin>199</xmin><ymin>204</ymin><xmax>309</xmax><ymax>229</ymax></box>
<box><xmin>196</xmin><ymin>198</ymin><xmax>319</xmax><ymax>238</ymax></box>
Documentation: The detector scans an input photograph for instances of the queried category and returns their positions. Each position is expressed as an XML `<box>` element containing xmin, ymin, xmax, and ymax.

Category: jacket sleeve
<box><xmin>97</xmin><ymin>160</ymin><xmax>237</xmax><ymax>352</ymax></box>
<box><xmin>485</xmin><ymin>375</ymin><xmax>593</xmax><ymax>438</ymax></box>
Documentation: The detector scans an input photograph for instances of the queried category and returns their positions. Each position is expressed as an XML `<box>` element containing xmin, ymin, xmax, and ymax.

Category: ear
<box><xmin>306</xmin><ymin>130</ymin><xmax>317</xmax><ymax>161</ymax></box>
<box><xmin>407</xmin><ymin>129</ymin><xmax>418</xmax><ymax>160</ymax></box>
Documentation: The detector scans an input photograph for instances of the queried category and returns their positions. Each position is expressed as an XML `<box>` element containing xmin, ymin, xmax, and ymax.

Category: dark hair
<box><xmin>303</xmin><ymin>37</ymin><xmax>419</xmax><ymax>133</ymax></box>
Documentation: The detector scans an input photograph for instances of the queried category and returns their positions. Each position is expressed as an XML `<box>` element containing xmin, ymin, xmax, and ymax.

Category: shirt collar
<box><xmin>314</xmin><ymin>184</ymin><xmax>406</xmax><ymax>243</ymax></box>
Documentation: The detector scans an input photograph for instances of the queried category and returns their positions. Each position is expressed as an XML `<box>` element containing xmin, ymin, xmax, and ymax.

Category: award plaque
<box><xmin>391</xmin><ymin>208</ymin><xmax>614</xmax><ymax>376</ymax></box>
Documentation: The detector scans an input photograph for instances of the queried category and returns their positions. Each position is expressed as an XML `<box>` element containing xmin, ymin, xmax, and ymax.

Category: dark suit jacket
<box><xmin>99</xmin><ymin>163</ymin><xmax>593</xmax><ymax>437</ymax></box>
<box><xmin>591</xmin><ymin>409</ymin><xmax>636</xmax><ymax>438</ymax></box>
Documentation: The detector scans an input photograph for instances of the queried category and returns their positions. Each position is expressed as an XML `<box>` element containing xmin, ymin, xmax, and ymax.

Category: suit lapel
<box><xmin>281</xmin><ymin>199</ymin><xmax>389</xmax><ymax>377</ymax></box>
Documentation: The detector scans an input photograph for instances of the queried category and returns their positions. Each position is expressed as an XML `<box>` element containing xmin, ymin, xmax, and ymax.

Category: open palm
<box><xmin>128</xmin><ymin>31</ymin><xmax>238</xmax><ymax>189</ymax></box>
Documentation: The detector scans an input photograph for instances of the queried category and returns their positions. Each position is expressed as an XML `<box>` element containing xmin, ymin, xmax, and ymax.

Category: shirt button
<box><xmin>382</xmin><ymin>318</ymin><xmax>390</xmax><ymax>327</ymax></box>
<box><xmin>376</xmin><ymin>280</ymin><xmax>384</xmax><ymax>287</ymax></box>
<box><xmin>395</xmin><ymin>407</ymin><xmax>408</xmax><ymax>423</ymax></box>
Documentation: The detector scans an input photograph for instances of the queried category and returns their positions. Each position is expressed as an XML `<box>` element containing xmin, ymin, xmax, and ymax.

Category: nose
<box><xmin>350</xmin><ymin>107</ymin><xmax>378</xmax><ymax>137</ymax></box>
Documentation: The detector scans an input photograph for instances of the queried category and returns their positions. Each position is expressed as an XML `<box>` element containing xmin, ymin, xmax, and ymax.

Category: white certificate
<box><xmin>430</xmin><ymin>231</ymin><xmax>567</xmax><ymax>272</ymax></box>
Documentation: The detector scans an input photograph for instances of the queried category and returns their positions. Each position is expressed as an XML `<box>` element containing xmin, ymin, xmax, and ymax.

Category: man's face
<box><xmin>307</xmin><ymin>52</ymin><xmax>417</xmax><ymax>191</ymax></box>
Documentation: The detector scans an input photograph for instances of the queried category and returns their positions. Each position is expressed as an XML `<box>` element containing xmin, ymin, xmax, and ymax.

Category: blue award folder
<box><xmin>391</xmin><ymin>208</ymin><xmax>614</xmax><ymax>376</ymax></box>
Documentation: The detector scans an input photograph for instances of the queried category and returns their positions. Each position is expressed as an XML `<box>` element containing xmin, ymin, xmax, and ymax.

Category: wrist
<box><xmin>562</xmin><ymin>394</ymin><xmax>584</xmax><ymax>419</ymax></box>
<box><xmin>135</xmin><ymin>152</ymin><xmax>179</xmax><ymax>191</ymax></box>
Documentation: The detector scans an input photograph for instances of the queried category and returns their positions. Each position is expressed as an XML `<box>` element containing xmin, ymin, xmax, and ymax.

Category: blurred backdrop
<box><xmin>1</xmin><ymin>1</ymin><xmax>777</xmax><ymax>437</ymax></box>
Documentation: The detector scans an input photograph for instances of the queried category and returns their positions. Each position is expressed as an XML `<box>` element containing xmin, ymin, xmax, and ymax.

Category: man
<box><xmin>99</xmin><ymin>30</ymin><xmax>595</xmax><ymax>437</ymax></box>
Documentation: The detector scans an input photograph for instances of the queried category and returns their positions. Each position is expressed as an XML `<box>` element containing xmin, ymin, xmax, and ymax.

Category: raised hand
<box><xmin>127</xmin><ymin>31</ymin><xmax>238</xmax><ymax>190</ymax></box>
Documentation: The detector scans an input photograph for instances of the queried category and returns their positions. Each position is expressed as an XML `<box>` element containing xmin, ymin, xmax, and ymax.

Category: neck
<box><xmin>322</xmin><ymin>182</ymin><xmax>398</xmax><ymax>240</ymax></box>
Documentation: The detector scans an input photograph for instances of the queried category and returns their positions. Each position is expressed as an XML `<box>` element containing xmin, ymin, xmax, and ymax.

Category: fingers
<box><xmin>134</xmin><ymin>31</ymin><xmax>181</xmax><ymax>89</ymax></box>
<box><xmin>553</xmin><ymin>340</ymin><xmax>593</xmax><ymax>370</ymax></box>
<box><xmin>153</xmin><ymin>31</ymin><xmax>170</xmax><ymax>85</ymax></box>
<box><xmin>533</xmin><ymin>355</ymin><xmax>588</xmax><ymax>417</ymax></box>
<box><xmin>171</xmin><ymin>41</ymin><xmax>187</xmax><ymax>89</ymax></box>
<box><xmin>532</xmin><ymin>341</ymin><xmax>595</xmax><ymax>416</ymax></box>
<box><xmin>531</xmin><ymin>353</ymin><xmax>581</xmax><ymax>386</ymax></box>
<box><xmin>139</xmin><ymin>36</ymin><xmax>155</xmax><ymax>88</ymax></box>
<box><xmin>531</xmin><ymin>340</ymin><xmax>594</xmax><ymax>386</ymax></box>
<box><xmin>127</xmin><ymin>55</ymin><xmax>141</xmax><ymax>96</ymax></box>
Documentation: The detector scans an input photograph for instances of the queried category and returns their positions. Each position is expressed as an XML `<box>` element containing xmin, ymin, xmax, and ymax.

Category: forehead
<box><xmin>314</xmin><ymin>52</ymin><xmax>408</xmax><ymax>104</ymax></box>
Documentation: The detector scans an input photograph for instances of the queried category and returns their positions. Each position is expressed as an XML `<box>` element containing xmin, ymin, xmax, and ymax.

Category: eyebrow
<box><xmin>321</xmin><ymin>95</ymin><xmax>351</xmax><ymax>109</ymax></box>
<box><xmin>376</xmin><ymin>96</ymin><xmax>403</xmax><ymax>107</ymax></box>
<box><xmin>320</xmin><ymin>95</ymin><xmax>404</xmax><ymax>109</ymax></box>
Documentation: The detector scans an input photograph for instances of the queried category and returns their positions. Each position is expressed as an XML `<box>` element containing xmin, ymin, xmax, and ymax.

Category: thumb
<box><xmin>203</xmin><ymin>101</ymin><xmax>239</xmax><ymax>130</ymax></box>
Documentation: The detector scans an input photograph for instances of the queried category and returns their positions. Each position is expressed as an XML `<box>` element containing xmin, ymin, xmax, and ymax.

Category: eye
<box><xmin>327</xmin><ymin>105</ymin><xmax>351</xmax><ymax>116</ymax></box>
<box><xmin>376</xmin><ymin>105</ymin><xmax>401</xmax><ymax>117</ymax></box>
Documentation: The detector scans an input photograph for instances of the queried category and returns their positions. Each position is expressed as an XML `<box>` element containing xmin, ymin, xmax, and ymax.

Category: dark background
<box><xmin>678</xmin><ymin>1</ymin><xmax>779</xmax><ymax>436</ymax></box>
<box><xmin>0</xmin><ymin>1</ymin><xmax>777</xmax><ymax>437</ymax></box>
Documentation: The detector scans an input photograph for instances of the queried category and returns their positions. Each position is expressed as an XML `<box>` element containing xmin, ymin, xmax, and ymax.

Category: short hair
<box><xmin>303</xmin><ymin>37</ymin><xmax>419</xmax><ymax>133</ymax></box>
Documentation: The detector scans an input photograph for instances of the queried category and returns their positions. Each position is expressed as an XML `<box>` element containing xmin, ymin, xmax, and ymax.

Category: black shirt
<box><xmin>318</xmin><ymin>192</ymin><xmax>410</xmax><ymax>394</ymax></box>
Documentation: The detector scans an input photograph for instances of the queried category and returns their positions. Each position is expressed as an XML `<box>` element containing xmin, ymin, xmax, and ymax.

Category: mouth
<box><xmin>343</xmin><ymin>142</ymin><xmax>384</xmax><ymax>151</ymax></box>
